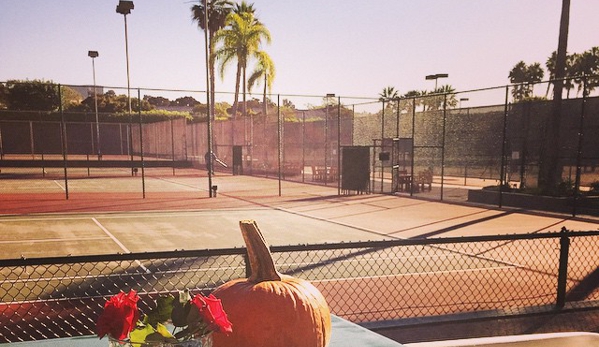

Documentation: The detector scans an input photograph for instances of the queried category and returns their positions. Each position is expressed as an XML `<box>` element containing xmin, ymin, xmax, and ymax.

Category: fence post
<box><xmin>277</xmin><ymin>95</ymin><xmax>282</xmax><ymax>197</ymax></box>
<box><xmin>170</xmin><ymin>118</ymin><xmax>175</xmax><ymax>175</ymax></box>
<box><xmin>573</xmin><ymin>75</ymin><xmax>588</xmax><ymax>217</ymax></box>
<box><xmin>440</xmin><ymin>94</ymin><xmax>447</xmax><ymax>201</ymax></box>
<box><xmin>302</xmin><ymin>111</ymin><xmax>305</xmax><ymax>183</ymax></box>
<box><xmin>410</xmin><ymin>97</ymin><xmax>416</xmax><ymax>197</ymax></box>
<box><xmin>556</xmin><ymin>226</ymin><xmax>570</xmax><ymax>309</ymax></box>
<box><xmin>138</xmin><ymin>88</ymin><xmax>146</xmax><ymax>199</ymax></box>
<box><xmin>499</xmin><ymin>85</ymin><xmax>509</xmax><ymax>208</ymax></box>
<box><xmin>337</xmin><ymin>96</ymin><xmax>341</xmax><ymax>195</ymax></box>
<box><xmin>58</xmin><ymin>84</ymin><xmax>69</xmax><ymax>200</ymax></box>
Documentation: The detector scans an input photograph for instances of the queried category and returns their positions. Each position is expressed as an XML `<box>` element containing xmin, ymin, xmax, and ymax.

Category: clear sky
<box><xmin>1</xmin><ymin>1</ymin><xmax>598</xmax><ymax>109</ymax></box>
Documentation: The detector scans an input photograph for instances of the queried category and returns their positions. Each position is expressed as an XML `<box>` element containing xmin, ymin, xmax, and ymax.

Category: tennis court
<box><xmin>2</xmin><ymin>172</ymin><xmax>599</xmax><ymax>342</ymax></box>
<box><xmin>2</xmin><ymin>171</ymin><xmax>599</xmax><ymax>258</ymax></box>
<box><xmin>1</xmin><ymin>169</ymin><xmax>598</xmax><ymax>257</ymax></box>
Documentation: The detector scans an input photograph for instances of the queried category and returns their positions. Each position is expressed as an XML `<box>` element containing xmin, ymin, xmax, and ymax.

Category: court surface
<box><xmin>1</xmin><ymin>173</ymin><xmax>598</xmax><ymax>259</ymax></box>
<box><xmin>2</xmin><ymin>172</ymin><xmax>599</xmax><ymax>343</ymax></box>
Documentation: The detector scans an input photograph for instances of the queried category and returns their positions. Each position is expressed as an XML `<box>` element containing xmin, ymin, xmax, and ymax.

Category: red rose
<box><xmin>191</xmin><ymin>294</ymin><xmax>233</xmax><ymax>334</ymax></box>
<box><xmin>96</xmin><ymin>290</ymin><xmax>140</xmax><ymax>340</ymax></box>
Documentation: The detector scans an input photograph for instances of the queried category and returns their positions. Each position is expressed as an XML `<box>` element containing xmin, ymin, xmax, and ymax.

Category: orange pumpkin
<box><xmin>212</xmin><ymin>220</ymin><xmax>332</xmax><ymax>347</ymax></box>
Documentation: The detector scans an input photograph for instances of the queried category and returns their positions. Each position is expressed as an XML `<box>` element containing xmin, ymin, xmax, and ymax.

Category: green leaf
<box><xmin>146</xmin><ymin>295</ymin><xmax>175</xmax><ymax>327</ymax></box>
<box><xmin>129</xmin><ymin>325</ymin><xmax>155</xmax><ymax>347</ymax></box>
<box><xmin>155</xmin><ymin>323</ymin><xmax>175</xmax><ymax>339</ymax></box>
<box><xmin>171</xmin><ymin>290</ymin><xmax>192</xmax><ymax>327</ymax></box>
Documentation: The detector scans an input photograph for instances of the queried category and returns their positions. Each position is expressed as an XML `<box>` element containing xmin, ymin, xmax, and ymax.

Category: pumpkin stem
<box><xmin>240</xmin><ymin>220</ymin><xmax>282</xmax><ymax>283</ymax></box>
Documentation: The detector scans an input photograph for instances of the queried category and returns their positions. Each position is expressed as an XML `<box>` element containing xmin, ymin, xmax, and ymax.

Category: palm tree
<box><xmin>213</xmin><ymin>9</ymin><xmax>271</xmax><ymax>119</ymax></box>
<box><xmin>401</xmin><ymin>90</ymin><xmax>422</xmax><ymax>114</ymax></box>
<box><xmin>427</xmin><ymin>85</ymin><xmax>457</xmax><ymax>110</ymax></box>
<box><xmin>570</xmin><ymin>47</ymin><xmax>599</xmax><ymax>97</ymax></box>
<box><xmin>247</xmin><ymin>50</ymin><xmax>275</xmax><ymax>116</ymax></box>
<box><xmin>191</xmin><ymin>0</ymin><xmax>233</xmax><ymax>119</ymax></box>
<box><xmin>509</xmin><ymin>61</ymin><xmax>529</xmax><ymax>100</ymax></box>
<box><xmin>379</xmin><ymin>86</ymin><xmax>399</xmax><ymax>113</ymax></box>
<box><xmin>509</xmin><ymin>61</ymin><xmax>544</xmax><ymax>101</ymax></box>
<box><xmin>546</xmin><ymin>51</ymin><xmax>576</xmax><ymax>98</ymax></box>
<box><xmin>438</xmin><ymin>85</ymin><xmax>458</xmax><ymax>108</ymax></box>
<box><xmin>527</xmin><ymin>63</ymin><xmax>545</xmax><ymax>97</ymax></box>
<box><xmin>233</xmin><ymin>1</ymin><xmax>256</xmax><ymax>16</ymax></box>
<box><xmin>379</xmin><ymin>86</ymin><xmax>398</xmax><ymax>101</ymax></box>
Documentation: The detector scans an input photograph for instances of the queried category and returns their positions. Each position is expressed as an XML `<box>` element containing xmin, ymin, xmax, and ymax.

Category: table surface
<box><xmin>9</xmin><ymin>315</ymin><xmax>404</xmax><ymax>347</ymax></box>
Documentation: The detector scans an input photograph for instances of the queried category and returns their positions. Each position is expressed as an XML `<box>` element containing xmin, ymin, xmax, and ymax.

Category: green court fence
<box><xmin>1</xmin><ymin>228</ymin><xmax>598</xmax><ymax>342</ymax></box>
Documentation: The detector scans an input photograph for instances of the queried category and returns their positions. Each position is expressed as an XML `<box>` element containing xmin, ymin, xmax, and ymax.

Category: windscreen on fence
<box><xmin>1</xmin><ymin>80</ymin><xmax>599</xmax><ymax>215</ymax></box>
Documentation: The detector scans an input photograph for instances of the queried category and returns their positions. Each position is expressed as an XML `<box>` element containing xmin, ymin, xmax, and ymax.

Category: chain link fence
<box><xmin>2</xmin><ymin>79</ymin><xmax>599</xmax><ymax>209</ymax></box>
<box><xmin>1</xmin><ymin>229</ymin><xmax>598</xmax><ymax>342</ymax></box>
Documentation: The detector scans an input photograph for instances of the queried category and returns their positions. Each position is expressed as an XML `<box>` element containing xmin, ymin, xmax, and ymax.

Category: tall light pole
<box><xmin>116</xmin><ymin>1</ymin><xmax>134</xmax><ymax>116</ymax></box>
<box><xmin>88</xmin><ymin>50</ymin><xmax>101</xmax><ymax>160</ymax></box>
<box><xmin>116</xmin><ymin>0</ymin><xmax>134</xmax><ymax>170</ymax></box>
<box><xmin>425</xmin><ymin>73</ymin><xmax>449</xmax><ymax>90</ymax></box>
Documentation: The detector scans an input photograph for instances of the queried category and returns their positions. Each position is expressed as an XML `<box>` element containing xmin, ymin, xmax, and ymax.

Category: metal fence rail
<box><xmin>1</xmin><ymin>229</ymin><xmax>598</xmax><ymax>342</ymax></box>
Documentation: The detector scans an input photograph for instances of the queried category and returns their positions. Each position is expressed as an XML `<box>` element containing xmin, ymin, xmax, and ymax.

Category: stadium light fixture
<box><xmin>425</xmin><ymin>73</ymin><xmax>449</xmax><ymax>90</ymax></box>
<box><xmin>88</xmin><ymin>50</ymin><xmax>101</xmax><ymax>160</ymax></box>
<box><xmin>116</xmin><ymin>1</ymin><xmax>134</xmax><ymax>15</ymax></box>
<box><xmin>459</xmin><ymin>97</ymin><xmax>469</xmax><ymax>108</ymax></box>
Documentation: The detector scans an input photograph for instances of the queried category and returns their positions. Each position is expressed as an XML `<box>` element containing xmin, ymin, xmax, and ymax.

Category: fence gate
<box><xmin>371</xmin><ymin>138</ymin><xmax>414</xmax><ymax>194</ymax></box>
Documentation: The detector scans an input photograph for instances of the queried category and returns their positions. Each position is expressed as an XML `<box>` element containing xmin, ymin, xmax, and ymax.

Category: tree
<box><xmin>527</xmin><ymin>63</ymin><xmax>545</xmax><ymax>96</ymax></box>
<box><xmin>436</xmin><ymin>85</ymin><xmax>458</xmax><ymax>109</ymax></box>
<box><xmin>144</xmin><ymin>95</ymin><xmax>171</xmax><ymax>107</ymax></box>
<box><xmin>61</xmin><ymin>86</ymin><xmax>83</xmax><ymax>109</ymax></box>
<box><xmin>401</xmin><ymin>90</ymin><xmax>423</xmax><ymax>113</ymax></box>
<box><xmin>509</xmin><ymin>61</ymin><xmax>544</xmax><ymax>101</ymax></box>
<box><xmin>422</xmin><ymin>85</ymin><xmax>457</xmax><ymax>111</ymax></box>
<box><xmin>233</xmin><ymin>1</ymin><xmax>256</xmax><ymax>15</ymax></box>
<box><xmin>213</xmin><ymin>5</ymin><xmax>271</xmax><ymax>119</ymax></box>
<box><xmin>191</xmin><ymin>0</ymin><xmax>233</xmax><ymax>119</ymax></box>
<box><xmin>4</xmin><ymin>79</ymin><xmax>61</xmax><ymax>111</ymax></box>
<box><xmin>214</xmin><ymin>101</ymin><xmax>232</xmax><ymax>119</ymax></box>
<box><xmin>76</xmin><ymin>91</ymin><xmax>152</xmax><ymax>113</ymax></box>
<box><xmin>570</xmin><ymin>47</ymin><xmax>599</xmax><ymax>97</ymax></box>
<box><xmin>378</xmin><ymin>86</ymin><xmax>399</xmax><ymax>116</ymax></box>
<box><xmin>3</xmin><ymin>80</ymin><xmax>80</xmax><ymax>111</ymax></box>
<box><xmin>545</xmin><ymin>51</ymin><xmax>576</xmax><ymax>98</ymax></box>
<box><xmin>172</xmin><ymin>96</ymin><xmax>201</xmax><ymax>107</ymax></box>
<box><xmin>379</xmin><ymin>86</ymin><xmax>399</xmax><ymax>101</ymax></box>
<box><xmin>282</xmin><ymin>99</ymin><xmax>295</xmax><ymax>109</ymax></box>
<box><xmin>247</xmin><ymin>50</ymin><xmax>275</xmax><ymax>115</ymax></box>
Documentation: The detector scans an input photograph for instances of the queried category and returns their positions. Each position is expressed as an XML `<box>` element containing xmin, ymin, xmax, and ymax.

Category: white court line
<box><xmin>92</xmin><ymin>218</ymin><xmax>131</xmax><ymax>253</ymax></box>
<box><xmin>52</xmin><ymin>180</ymin><xmax>65</xmax><ymax>191</ymax></box>
<box><xmin>92</xmin><ymin>217</ymin><xmax>150</xmax><ymax>273</ymax></box>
